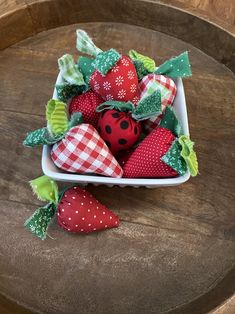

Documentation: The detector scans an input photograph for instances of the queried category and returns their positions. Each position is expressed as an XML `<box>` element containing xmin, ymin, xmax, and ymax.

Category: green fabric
<box><xmin>95</xmin><ymin>49</ymin><xmax>121</xmax><ymax>75</ymax></box>
<box><xmin>46</xmin><ymin>99</ymin><xmax>68</xmax><ymax>135</ymax></box>
<box><xmin>159</xmin><ymin>107</ymin><xmax>183</xmax><ymax>137</ymax></box>
<box><xmin>30</xmin><ymin>175</ymin><xmax>59</xmax><ymax>203</ymax></box>
<box><xmin>24</xmin><ymin>202</ymin><xmax>56</xmax><ymax>240</ymax></box>
<box><xmin>58</xmin><ymin>54</ymin><xmax>85</xmax><ymax>86</ymax></box>
<box><xmin>132</xmin><ymin>59</ymin><xmax>149</xmax><ymax>81</ymax></box>
<box><xmin>78</xmin><ymin>56</ymin><xmax>95</xmax><ymax>84</ymax></box>
<box><xmin>96</xmin><ymin>100</ymin><xmax>134</xmax><ymax>113</ymax></box>
<box><xmin>23</xmin><ymin>127</ymin><xmax>64</xmax><ymax>147</ymax></box>
<box><xmin>141</xmin><ymin>80</ymin><xmax>160</xmax><ymax>99</ymax></box>
<box><xmin>129</xmin><ymin>50</ymin><xmax>156</xmax><ymax>72</ymax></box>
<box><xmin>155</xmin><ymin>51</ymin><xmax>192</xmax><ymax>78</ymax></box>
<box><xmin>132</xmin><ymin>90</ymin><xmax>161</xmax><ymax>121</ymax></box>
<box><xmin>161</xmin><ymin>140</ymin><xmax>187</xmax><ymax>176</ymax></box>
<box><xmin>56</xmin><ymin>84</ymin><xmax>86</xmax><ymax>102</ymax></box>
<box><xmin>179</xmin><ymin>135</ymin><xmax>198</xmax><ymax>176</ymax></box>
<box><xmin>68</xmin><ymin>112</ymin><xmax>83</xmax><ymax>129</ymax></box>
<box><xmin>76</xmin><ymin>29</ymin><xmax>102</xmax><ymax>57</ymax></box>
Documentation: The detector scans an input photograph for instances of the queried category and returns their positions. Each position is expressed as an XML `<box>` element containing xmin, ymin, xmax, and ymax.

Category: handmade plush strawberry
<box><xmin>24</xmin><ymin>176</ymin><xmax>120</xmax><ymax>239</ymax></box>
<box><xmin>122</xmin><ymin>107</ymin><xmax>199</xmax><ymax>178</ymax></box>
<box><xmin>139</xmin><ymin>74</ymin><xmax>177</xmax><ymax>133</ymax></box>
<box><xmin>69</xmin><ymin>90</ymin><xmax>103</xmax><ymax>128</ymax></box>
<box><xmin>57</xmin><ymin>186</ymin><xmax>119</xmax><ymax>233</ymax></box>
<box><xmin>51</xmin><ymin>124</ymin><xmax>123</xmax><ymax>178</ymax></box>
<box><xmin>96</xmin><ymin>90</ymin><xmax>162</xmax><ymax>155</ymax></box>
<box><xmin>76</xmin><ymin>30</ymin><xmax>140</xmax><ymax>104</ymax></box>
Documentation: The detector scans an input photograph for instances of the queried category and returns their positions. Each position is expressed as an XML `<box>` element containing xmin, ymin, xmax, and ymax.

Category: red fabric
<box><xmin>69</xmin><ymin>91</ymin><xmax>104</xmax><ymax>128</ymax></box>
<box><xmin>97</xmin><ymin>109</ymin><xmax>142</xmax><ymax>155</ymax></box>
<box><xmin>123</xmin><ymin>127</ymin><xmax>178</xmax><ymax>178</ymax></box>
<box><xmin>90</xmin><ymin>56</ymin><xmax>140</xmax><ymax>104</ymax></box>
<box><xmin>57</xmin><ymin>186</ymin><xmax>119</xmax><ymax>233</ymax></box>
<box><xmin>51</xmin><ymin>124</ymin><xmax>123</xmax><ymax>178</ymax></box>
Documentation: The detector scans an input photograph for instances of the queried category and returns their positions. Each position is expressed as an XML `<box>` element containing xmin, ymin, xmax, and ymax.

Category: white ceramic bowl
<box><xmin>41</xmin><ymin>72</ymin><xmax>190</xmax><ymax>188</ymax></box>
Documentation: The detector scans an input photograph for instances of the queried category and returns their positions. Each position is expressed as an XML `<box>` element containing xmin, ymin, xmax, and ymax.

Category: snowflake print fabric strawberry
<box><xmin>69</xmin><ymin>90</ymin><xmax>103</xmax><ymax>128</ymax></box>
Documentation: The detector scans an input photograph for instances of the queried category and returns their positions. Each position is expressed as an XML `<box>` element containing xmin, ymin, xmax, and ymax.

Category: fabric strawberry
<box><xmin>57</xmin><ymin>186</ymin><xmax>119</xmax><ymax>233</ymax></box>
<box><xmin>76</xmin><ymin>30</ymin><xmax>140</xmax><ymax>104</ymax></box>
<box><xmin>96</xmin><ymin>90</ymin><xmax>162</xmax><ymax>155</ymax></box>
<box><xmin>69</xmin><ymin>90</ymin><xmax>103</xmax><ymax>128</ymax></box>
<box><xmin>24</xmin><ymin>176</ymin><xmax>119</xmax><ymax>239</ymax></box>
<box><xmin>51</xmin><ymin>124</ymin><xmax>123</xmax><ymax>178</ymax></box>
<box><xmin>139</xmin><ymin>74</ymin><xmax>177</xmax><ymax>133</ymax></box>
<box><xmin>122</xmin><ymin>106</ymin><xmax>199</xmax><ymax>178</ymax></box>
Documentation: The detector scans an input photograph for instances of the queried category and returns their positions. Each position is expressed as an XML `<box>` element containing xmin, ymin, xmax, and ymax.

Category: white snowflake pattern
<box><xmin>130</xmin><ymin>84</ymin><xmax>137</xmax><ymax>93</ymax></box>
<box><xmin>106</xmin><ymin>94</ymin><xmax>114</xmax><ymax>100</ymax></box>
<box><xmin>115</xmin><ymin>76</ymin><xmax>124</xmax><ymax>86</ymax></box>
<box><xmin>118</xmin><ymin>89</ymin><xmax>126</xmax><ymax>99</ymax></box>
<box><xmin>111</xmin><ymin>65</ymin><xmax>119</xmax><ymax>73</ymax></box>
<box><xmin>121</xmin><ymin>58</ymin><xmax>129</xmax><ymax>66</ymax></box>
<box><xmin>94</xmin><ymin>81</ymin><xmax>100</xmax><ymax>92</ymax></box>
<box><xmin>128</xmin><ymin>70</ymin><xmax>134</xmax><ymax>80</ymax></box>
<box><xmin>103</xmin><ymin>81</ymin><xmax>111</xmax><ymax>90</ymax></box>
<box><xmin>132</xmin><ymin>96</ymin><xmax>140</xmax><ymax>105</ymax></box>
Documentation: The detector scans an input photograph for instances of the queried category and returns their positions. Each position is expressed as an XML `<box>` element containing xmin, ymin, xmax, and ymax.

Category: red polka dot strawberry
<box><xmin>96</xmin><ymin>90</ymin><xmax>162</xmax><ymax>155</ymax></box>
<box><xmin>24</xmin><ymin>176</ymin><xmax>119</xmax><ymax>239</ymax></box>
<box><xmin>69</xmin><ymin>90</ymin><xmax>104</xmax><ymax>128</ymax></box>
<box><xmin>76</xmin><ymin>30</ymin><xmax>140</xmax><ymax>104</ymax></box>
<box><xmin>122</xmin><ymin>106</ymin><xmax>199</xmax><ymax>178</ymax></box>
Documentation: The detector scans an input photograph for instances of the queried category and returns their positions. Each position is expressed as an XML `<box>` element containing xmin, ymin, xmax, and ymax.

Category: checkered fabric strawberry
<box><xmin>123</xmin><ymin>127</ymin><xmax>178</xmax><ymax>178</ymax></box>
<box><xmin>69</xmin><ymin>90</ymin><xmax>103</xmax><ymax>128</ymax></box>
<box><xmin>51</xmin><ymin>124</ymin><xmax>123</xmax><ymax>178</ymax></box>
<box><xmin>76</xmin><ymin>30</ymin><xmax>140</xmax><ymax>104</ymax></box>
<box><xmin>57</xmin><ymin>186</ymin><xmax>119</xmax><ymax>233</ymax></box>
<box><xmin>96</xmin><ymin>90</ymin><xmax>162</xmax><ymax>155</ymax></box>
<box><xmin>139</xmin><ymin>74</ymin><xmax>177</xmax><ymax>133</ymax></box>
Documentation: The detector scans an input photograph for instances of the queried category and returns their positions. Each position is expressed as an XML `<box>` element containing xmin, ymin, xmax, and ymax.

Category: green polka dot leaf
<box><xmin>161</xmin><ymin>139</ymin><xmax>188</xmax><ymax>175</ymax></box>
<box><xmin>159</xmin><ymin>106</ymin><xmax>183</xmax><ymax>137</ymax></box>
<box><xmin>132</xmin><ymin>90</ymin><xmax>161</xmax><ymax>121</ymax></box>
<box><xmin>56</xmin><ymin>84</ymin><xmax>87</xmax><ymax>102</ymax></box>
<box><xmin>94</xmin><ymin>49</ymin><xmax>121</xmax><ymax>75</ymax></box>
<box><xmin>23</xmin><ymin>127</ymin><xmax>64</xmax><ymax>147</ymax></box>
<box><xmin>96</xmin><ymin>100</ymin><xmax>134</xmax><ymax>113</ymax></box>
<box><xmin>155</xmin><ymin>51</ymin><xmax>192</xmax><ymax>78</ymax></box>
<box><xmin>78</xmin><ymin>56</ymin><xmax>95</xmax><ymax>85</ymax></box>
<box><xmin>132</xmin><ymin>59</ymin><xmax>149</xmax><ymax>81</ymax></box>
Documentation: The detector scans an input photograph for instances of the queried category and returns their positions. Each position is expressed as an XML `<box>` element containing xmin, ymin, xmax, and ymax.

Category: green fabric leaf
<box><xmin>96</xmin><ymin>100</ymin><xmax>134</xmax><ymax>113</ymax></box>
<box><xmin>132</xmin><ymin>59</ymin><xmax>149</xmax><ymax>81</ymax></box>
<box><xmin>94</xmin><ymin>49</ymin><xmax>121</xmax><ymax>75</ymax></box>
<box><xmin>78</xmin><ymin>56</ymin><xmax>95</xmax><ymax>84</ymax></box>
<box><xmin>23</xmin><ymin>127</ymin><xmax>64</xmax><ymax>147</ymax></box>
<box><xmin>56</xmin><ymin>84</ymin><xmax>87</xmax><ymax>102</ymax></box>
<box><xmin>46</xmin><ymin>99</ymin><xmax>68</xmax><ymax>135</ymax></box>
<box><xmin>129</xmin><ymin>50</ymin><xmax>156</xmax><ymax>72</ymax></box>
<box><xmin>155</xmin><ymin>51</ymin><xmax>192</xmax><ymax>78</ymax></box>
<box><xmin>159</xmin><ymin>107</ymin><xmax>183</xmax><ymax>137</ymax></box>
<box><xmin>58</xmin><ymin>54</ymin><xmax>85</xmax><ymax>86</ymax></box>
<box><xmin>161</xmin><ymin>139</ymin><xmax>187</xmax><ymax>176</ymax></box>
<box><xmin>24</xmin><ymin>202</ymin><xmax>56</xmax><ymax>240</ymax></box>
<box><xmin>30</xmin><ymin>175</ymin><xmax>59</xmax><ymax>204</ymax></box>
<box><xmin>68</xmin><ymin>112</ymin><xmax>83</xmax><ymax>129</ymax></box>
<box><xmin>179</xmin><ymin>135</ymin><xmax>199</xmax><ymax>176</ymax></box>
<box><xmin>76</xmin><ymin>29</ymin><xmax>102</xmax><ymax>57</ymax></box>
<box><xmin>132</xmin><ymin>90</ymin><xmax>161</xmax><ymax>121</ymax></box>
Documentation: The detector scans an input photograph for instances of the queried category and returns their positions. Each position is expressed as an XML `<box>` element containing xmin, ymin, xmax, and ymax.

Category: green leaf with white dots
<box><xmin>132</xmin><ymin>90</ymin><xmax>161</xmax><ymax>121</ymax></box>
<box><xmin>94</xmin><ymin>49</ymin><xmax>121</xmax><ymax>75</ymax></box>
<box><xmin>159</xmin><ymin>107</ymin><xmax>183</xmax><ymax>137</ymax></box>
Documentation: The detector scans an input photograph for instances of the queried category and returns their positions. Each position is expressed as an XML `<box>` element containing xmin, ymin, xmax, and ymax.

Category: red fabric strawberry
<box><xmin>51</xmin><ymin>124</ymin><xmax>123</xmax><ymax>178</ymax></box>
<box><xmin>90</xmin><ymin>56</ymin><xmax>140</xmax><ymax>104</ymax></box>
<box><xmin>57</xmin><ymin>186</ymin><xmax>119</xmax><ymax>233</ymax></box>
<box><xmin>69</xmin><ymin>91</ymin><xmax>104</xmax><ymax>128</ymax></box>
<box><xmin>123</xmin><ymin>127</ymin><xmax>178</xmax><ymax>178</ymax></box>
<box><xmin>97</xmin><ymin>109</ymin><xmax>142</xmax><ymax>155</ymax></box>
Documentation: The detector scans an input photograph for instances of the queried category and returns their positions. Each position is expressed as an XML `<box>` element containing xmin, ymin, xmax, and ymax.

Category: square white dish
<box><xmin>42</xmin><ymin>72</ymin><xmax>190</xmax><ymax>188</ymax></box>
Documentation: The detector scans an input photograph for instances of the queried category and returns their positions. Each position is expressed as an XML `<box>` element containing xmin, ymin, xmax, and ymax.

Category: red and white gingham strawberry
<box><xmin>90</xmin><ymin>56</ymin><xmax>140</xmax><ymax>105</ymax></box>
<box><xmin>69</xmin><ymin>90</ymin><xmax>103</xmax><ymax>128</ymax></box>
<box><xmin>139</xmin><ymin>74</ymin><xmax>177</xmax><ymax>133</ymax></box>
<box><xmin>51</xmin><ymin>124</ymin><xmax>123</xmax><ymax>178</ymax></box>
<box><xmin>123</xmin><ymin>127</ymin><xmax>178</xmax><ymax>178</ymax></box>
<box><xmin>57</xmin><ymin>186</ymin><xmax>119</xmax><ymax>233</ymax></box>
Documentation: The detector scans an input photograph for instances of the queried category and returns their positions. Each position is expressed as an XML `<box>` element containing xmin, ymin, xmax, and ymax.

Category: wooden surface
<box><xmin>0</xmin><ymin>22</ymin><xmax>235</xmax><ymax>314</ymax></box>
<box><xmin>0</xmin><ymin>0</ymin><xmax>234</xmax><ymax>72</ymax></box>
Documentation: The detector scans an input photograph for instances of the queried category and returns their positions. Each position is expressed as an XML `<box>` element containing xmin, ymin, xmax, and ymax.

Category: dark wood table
<box><xmin>0</xmin><ymin>1</ymin><xmax>235</xmax><ymax>314</ymax></box>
